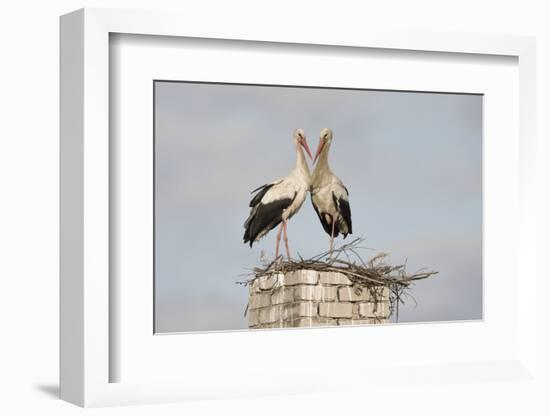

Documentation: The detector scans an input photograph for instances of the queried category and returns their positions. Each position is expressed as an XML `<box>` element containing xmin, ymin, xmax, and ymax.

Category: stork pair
<box><xmin>243</xmin><ymin>128</ymin><xmax>352</xmax><ymax>259</ymax></box>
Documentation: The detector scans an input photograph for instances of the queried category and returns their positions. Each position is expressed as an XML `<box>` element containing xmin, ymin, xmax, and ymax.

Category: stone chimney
<box><xmin>248</xmin><ymin>270</ymin><xmax>390</xmax><ymax>329</ymax></box>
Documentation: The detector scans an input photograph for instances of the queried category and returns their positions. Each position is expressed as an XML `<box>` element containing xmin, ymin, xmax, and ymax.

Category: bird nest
<box><xmin>238</xmin><ymin>238</ymin><xmax>438</xmax><ymax>321</ymax></box>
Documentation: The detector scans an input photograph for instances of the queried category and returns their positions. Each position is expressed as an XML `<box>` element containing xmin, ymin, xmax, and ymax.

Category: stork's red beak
<box><xmin>301</xmin><ymin>138</ymin><xmax>313</xmax><ymax>160</ymax></box>
<box><xmin>313</xmin><ymin>139</ymin><xmax>325</xmax><ymax>164</ymax></box>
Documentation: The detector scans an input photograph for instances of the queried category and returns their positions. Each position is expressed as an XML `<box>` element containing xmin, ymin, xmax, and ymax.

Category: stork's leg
<box><xmin>330</xmin><ymin>217</ymin><xmax>336</xmax><ymax>254</ymax></box>
<box><xmin>275</xmin><ymin>222</ymin><xmax>283</xmax><ymax>259</ymax></box>
<box><xmin>282</xmin><ymin>220</ymin><xmax>291</xmax><ymax>260</ymax></box>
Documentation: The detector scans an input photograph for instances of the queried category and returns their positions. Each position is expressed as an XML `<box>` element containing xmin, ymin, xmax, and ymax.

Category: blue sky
<box><xmin>154</xmin><ymin>81</ymin><xmax>482</xmax><ymax>333</ymax></box>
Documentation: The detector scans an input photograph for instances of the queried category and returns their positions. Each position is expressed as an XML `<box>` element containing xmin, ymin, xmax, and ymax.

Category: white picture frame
<box><xmin>60</xmin><ymin>7</ymin><xmax>537</xmax><ymax>407</ymax></box>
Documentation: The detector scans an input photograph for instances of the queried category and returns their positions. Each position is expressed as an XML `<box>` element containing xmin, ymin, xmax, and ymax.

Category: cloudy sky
<box><xmin>154</xmin><ymin>81</ymin><xmax>482</xmax><ymax>333</ymax></box>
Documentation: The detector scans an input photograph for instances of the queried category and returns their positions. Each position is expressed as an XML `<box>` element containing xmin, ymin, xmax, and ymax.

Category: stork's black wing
<box><xmin>332</xmin><ymin>192</ymin><xmax>352</xmax><ymax>238</ymax></box>
<box><xmin>311</xmin><ymin>195</ymin><xmax>333</xmax><ymax>236</ymax></box>
<box><xmin>243</xmin><ymin>189</ymin><xmax>296</xmax><ymax>247</ymax></box>
<box><xmin>248</xmin><ymin>184</ymin><xmax>272</xmax><ymax>207</ymax></box>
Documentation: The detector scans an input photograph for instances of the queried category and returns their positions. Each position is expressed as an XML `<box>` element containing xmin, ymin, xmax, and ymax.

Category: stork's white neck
<box><xmin>313</xmin><ymin>142</ymin><xmax>332</xmax><ymax>176</ymax></box>
<box><xmin>293</xmin><ymin>142</ymin><xmax>311</xmax><ymax>180</ymax></box>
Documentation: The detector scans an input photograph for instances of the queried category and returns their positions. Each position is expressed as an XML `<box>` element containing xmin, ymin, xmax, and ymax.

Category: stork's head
<box><xmin>293</xmin><ymin>128</ymin><xmax>313</xmax><ymax>160</ymax></box>
<box><xmin>314</xmin><ymin>128</ymin><xmax>333</xmax><ymax>163</ymax></box>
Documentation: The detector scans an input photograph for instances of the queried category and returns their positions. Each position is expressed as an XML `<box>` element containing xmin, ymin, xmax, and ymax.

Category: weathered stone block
<box><xmin>248</xmin><ymin>309</ymin><xmax>260</xmax><ymax>327</ymax></box>
<box><xmin>259</xmin><ymin>273</ymin><xmax>283</xmax><ymax>290</ymax></box>
<box><xmin>357</xmin><ymin>302</ymin><xmax>390</xmax><ymax>318</ymax></box>
<box><xmin>319</xmin><ymin>302</ymin><xmax>352</xmax><ymax>318</ymax></box>
<box><xmin>257</xmin><ymin>322</ymin><xmax>278</xmax><ymax>329</ymax></box>
<box><xmin>284</xmin><ymin>270</ymin><xmax>319</xmax><ymax>286</ymax></box>
<box><xmin>319</xmin><ymin>271</ymin><xmax>352</xmax><ymax>285</ymax></box>
<box><xmin>352</xmin><ymin>303</ymin><xmax>361</xmax><ymax>319</ymax></box>
<box><xmin>249</xmin><ymin>293</ymin><xmax>271</xmax><ymax>310</ymax></box>
<box><xmin>285</xmin><ymin>318</ymin><xmax>334</xmax><ymax>328</ymax></box>
<box><xmin>294</xmin><ymin>285</ymin><xmax>337</xmax><ymax>301</ymax></box>
<box><xmin>259</xmin><ymin>305</ymin><xmax>284</xmax><ymax>324</ymax></box>
<box><xmin>352</xmin><ymin>319</ymin><xmax>376</xmax><ymax>325</ymax></box>
<box><xmin>271</xmin><ymin>287</ymin><xmax>294</xmax><ymax>305</ymax></box>
<box><xmin>357</xmin><ymin>302</ymin><xmax>372</xmax><ymax>318</ymax></box>
<box><xmin>249</xmin><ymin>279</ymin><xmax>260</xmax><ymax>295</ymax></box>
<box><xmin>338</xmin><ymin>286</ymin><xmax>371</xmax><ymax>302</ymax></box>
<box><xmin>339</xmin><ymin>318</ymin><xmax>386</xmax><ymax>326</ymax></box>
<box><xmin>283</xmin><ymin>302</ymin><xmax>318</xmax><ymax>319</ymax></box>
<box><xmin>339</xmin><ymin>285</ymin><xmax>390</xmax><ymax>302</ymax></box>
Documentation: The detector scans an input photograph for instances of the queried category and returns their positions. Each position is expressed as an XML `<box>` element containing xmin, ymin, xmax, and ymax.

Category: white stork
<box><xmin>243</xmin><ymin>128</ymin><xmax>313</xmax><ymax>259</ymax></box>
<box><xmin>310</xmin><ymin>128</ymin><xmax>352</xmax><ymax>252</ymax></box>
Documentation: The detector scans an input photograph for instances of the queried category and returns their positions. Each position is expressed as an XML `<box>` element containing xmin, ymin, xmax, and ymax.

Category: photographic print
<box><xmin>154</xmin><ymin>81</ymin><xmax>482</xmax><ymax>333</ymax></box>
